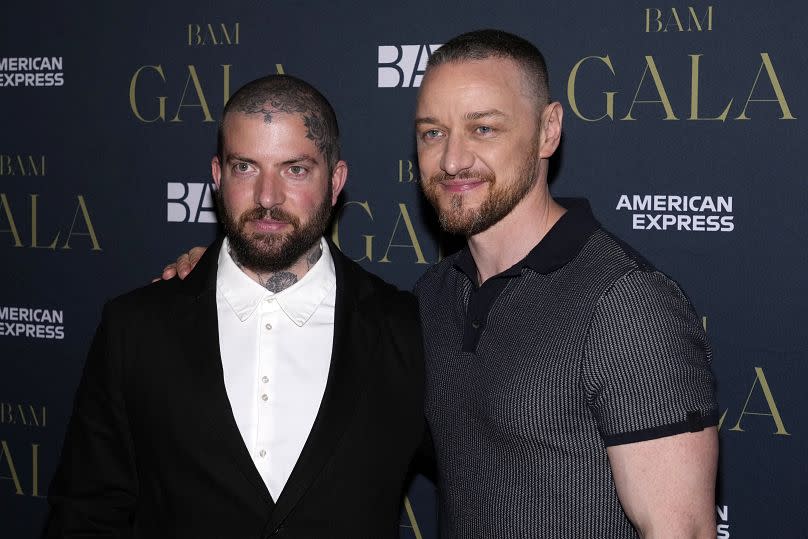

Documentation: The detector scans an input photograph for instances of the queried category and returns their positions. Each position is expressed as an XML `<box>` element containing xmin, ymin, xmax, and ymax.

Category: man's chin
<box><xmin>438</xmin><ymin>210</ymin><xmax>481</xmax><ymax>237</ymax></box>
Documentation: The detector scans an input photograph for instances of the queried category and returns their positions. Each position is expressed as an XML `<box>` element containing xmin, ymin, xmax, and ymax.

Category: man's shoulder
<box><xmin>578</xmin><ymin>228</ymin><xmax>698</xmax><ymax>315</ymax></box>
<box><xmin>102</xmin><ymin>277</ymin><xmax>201</xmax><ymax>322</ymax></box>
<box><xmin>574</xmin><ymin>227</ymin><xmax>657</xmax><ymax>281</ymax></box>
<box><xmin>413</xmin><ymin>250</ymin><xmax>462</xmax><ymax>297</ymax></box>
<box><xmin>331</xmin><ymin>246</ymin><xmax>417</xmax><ymax>316</ymax></box>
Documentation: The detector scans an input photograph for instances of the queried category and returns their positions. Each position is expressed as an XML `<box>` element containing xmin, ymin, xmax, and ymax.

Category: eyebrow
<box><xmin>464</xmin><ymin>109</ymin><xmax>507</xmax><ymax>121</ymax></box>
<box><xmin>281</xmin><ymin>154</ymin><xmax>319</xmax><ymax>166</ymax></box>
<box><xmin>225</xmin><ymin>153</ymin><xmax>257</xmax><ymax>164</ymax></box>
<box><xmin>225</xmin><ymin>154</ymin><xmax>319</xmax><ymax>166</ymax></box>
<box><xmin>414</xmin><ymin>116</ymin><xmax>440</xmax><ymax>127</ymax></box>
<box><xmin>414</xmin><ymin>109</ymin><xmax>508</xmax><ymax>127</ymax></box>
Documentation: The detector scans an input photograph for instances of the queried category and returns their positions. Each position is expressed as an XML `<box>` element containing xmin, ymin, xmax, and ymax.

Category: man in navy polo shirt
<box><xmin>413</xmin><ymin>29</ymin><xmax>718</xmax><ymax>538</ymax></box>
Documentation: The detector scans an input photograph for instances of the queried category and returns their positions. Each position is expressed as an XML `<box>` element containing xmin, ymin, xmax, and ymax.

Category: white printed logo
<box><xmin>716</xmin><ymin>505</ymin><xmax>730</xmax><ymax>538</ymax></box>
<box><xmin>0</xmin><ymin>306</ymin><xmax>64</xmax><ymax>340</ymax></box>
<box><xmin>616</xmin><ymin>194</ymin><xmax>735</xmax><ymax>232</ymax></box>
<box><xmin>378</xmin><ymin>44</ymin><xmax>442</xmax><ymax>88</ymax></box>
<box><xmin>167</xmin><ymin>182</ymin><xmax>217</xmax><ymax>223</ymax></box>
<box><xmin>0</xmin><ymin>57</ymin><xmax>64</xmax><ymax>87</ymax></box>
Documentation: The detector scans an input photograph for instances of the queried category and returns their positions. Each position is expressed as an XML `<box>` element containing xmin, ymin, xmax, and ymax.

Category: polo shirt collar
<box><xmin>454</xmin><ymin>197</ymin><xmax>600</xmax><ymax>281</ymax></box>
<box><xmin>217</xmin><ymin>236</ymin><xmax>336</xmax><ymax>326</ymax></box>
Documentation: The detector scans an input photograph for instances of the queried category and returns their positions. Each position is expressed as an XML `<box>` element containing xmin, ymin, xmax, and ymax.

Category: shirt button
<box><xmin>471</xmin><ymin>320</ymin><xmax>480</xmax><ymax>329</ymax></box>
<box><xmin>265</xmin><ymin>323</ymin><xmax>272</xmax><ymax>330</ymax></box>
<box><xmin>265</xmin><ymin>296</ymin><xmax>274</xmax><ymax>303</ymax></box>
<box><xmin>259</xmin><ymin>449</ymin><xmax>266</xmax><ymax>458</ymax></box>
<box><xmin>261</xmin><ymin>394</ymin><xmax>268</xmax><ymax>402</ymax></box>
<box><xmin>262</xmin><ymin>376</ymin><xmax>269</xmax><ymax>383</ymax></box>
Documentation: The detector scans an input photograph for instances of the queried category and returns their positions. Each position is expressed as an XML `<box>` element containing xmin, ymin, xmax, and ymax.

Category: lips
<box><xmin>249</xmin><ymin>217</ymin><xmax>290</xmax><ymax>232</ymax></box>
<box><xmin>439</xmin><ymin>178</ymin><xmax>488</xmax><ymax>193</ymax></box>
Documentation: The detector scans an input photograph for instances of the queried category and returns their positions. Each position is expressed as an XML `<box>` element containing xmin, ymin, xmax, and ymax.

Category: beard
<box><xmin>420</xmin><ymin>145</ymin><xmax>540</xmax><ymax>237</ymax></box>
<box><xmin>215</xmin><ymin>183</ymin><xmax>333</xmax><ymax>273</ymax></box>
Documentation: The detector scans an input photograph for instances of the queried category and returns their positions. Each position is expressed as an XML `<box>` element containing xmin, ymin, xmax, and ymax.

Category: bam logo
<box><xmin>645</xmin><ymin>6</ymin><xmax>714</xmax><ymax>32</ymax></box>
<box><xmin>0</xmin><ymin>155</ymin><xmax>46</xmax><ymax>176</ymax></box>
<box><xmin>378</xmin><ymin>44</ymin><xmax>441</xmax><ymax>88</ymax></box>
<box><xmin>167</xmin><ymin>182</ymin><xmax>217</xmax><ymax>223</ymax></box>
<box><xmin>187</xmin><ymin>22</ymin><xmax>240</xmax><ymax>46</ymax></box>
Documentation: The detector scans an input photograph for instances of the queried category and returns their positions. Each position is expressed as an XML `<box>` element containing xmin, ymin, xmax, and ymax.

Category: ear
<box><xmin>538</xmin><ymin>102</ymin><xmax>563</xmax><ymax>159</ymax></box>
<box><xmin>330</xmin><ymin>160</ymin><xmax>348</xmax><ymax>205</ymax></box>
<box><xmin>211</xmin><ymin>156</ymin><xmax>222</xmax><ymax>190</ymax></box>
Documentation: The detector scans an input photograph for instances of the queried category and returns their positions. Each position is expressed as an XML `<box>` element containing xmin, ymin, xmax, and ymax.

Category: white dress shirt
<box><xmin>216</xmin><ymin>237</ymin><xmax>336</xmax><ymax>501</ymax></box>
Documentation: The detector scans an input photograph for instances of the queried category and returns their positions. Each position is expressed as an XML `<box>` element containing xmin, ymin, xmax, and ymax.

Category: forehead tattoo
<box><xmin>233</xmin><ymin>95</ymin><xmax>328</xmax><ymax>157</ymax></box>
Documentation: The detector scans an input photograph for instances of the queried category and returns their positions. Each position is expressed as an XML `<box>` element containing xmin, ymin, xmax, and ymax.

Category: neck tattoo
<box><xmin>228</xmin><ymin>243</ymin><xmax>323</xmax><ymax>294</ymax></box>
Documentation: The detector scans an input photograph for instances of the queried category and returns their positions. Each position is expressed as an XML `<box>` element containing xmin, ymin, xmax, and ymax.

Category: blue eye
<box><xmin>476</xmin><ymin>125</ymin><xmax>493</xmax><ymax>135</ymax></box>
<box><xmin>423</xmin><ymin>129</ymin><xmax>441</xmax><ymax>139</ymax></box>
<box><xmin>289</xmin><ymin>165</ymin><xmax>306</xmax><ymax>175</ymax></box>
<box><xmin>234</xmin><ymin>162</ymin><xmax>250</xmax><ymax>173</ymax></box>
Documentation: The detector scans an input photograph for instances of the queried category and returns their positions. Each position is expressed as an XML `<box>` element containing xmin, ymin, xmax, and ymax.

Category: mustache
<box><xmin>238</xmin><ymin>206</ymin><xmax>300</xmax><ymax>229</ymax></box>
<box><xmin>427</xmin><ymin>169</ymin><xmax>495</xmax><ymax>185</ymax></box>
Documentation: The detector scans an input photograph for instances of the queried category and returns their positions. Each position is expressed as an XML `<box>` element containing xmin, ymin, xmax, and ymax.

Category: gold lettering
<box><xmin>62</xmin><ymin>196</ymin><xmax>102</xmax><ymax>251</ymax></box>
<box><xmin>398</xmin><ymin>160</ymin><xmax>416</xmax><ymax>182</ymax></box>
<box><xmin>331</xmin><ymin>201</ymin><xmax>374</xmax><ymax>262</ymax></box>
<box><xmin>218</xmin><ymin>23</ymin><xmax>239</xmax><ymax>45</ymax></box>
<box><xmin>0</xmin><ymin>155</ymin><xmax>46</xmax><ymax>176</ymax></box>
<box><xmin>187</xmin><ymin>24</ymin><xmax>203</xmax><ymax>46</ymax></box>
<box><xmin>0</xmin><ymin>193</ymin><xmax>23</xmax><ymax>247</ymax></box>
<box><xmin>567</xmin><ymin>55</ymin><xmax>616</xmax><ymax>121</ymax></box>
<box><xmin>645</xmin><ymin>8</ymin><xmax>663</xmax><ymax>32</ymax></box>
<box><xmin>275</xmin><ymin>64</ymin><xmax>285</xmax><ymax>75</ymax></box>
<box><xmin>380</xmin><ymin>203</ymin><xmax>427</xmax><ymax>264</ymax></box>
<box><xmin>717</xmin><ymin>409</ymin><xmax>727</xmax><ymax>431</ymax></box>
<box><xmin>729</xmin><ymin>367</ymin><xmax>789</xmax><ymax>435</ymax></box>
<box><xmin>0</xmin><ymin>441</ymin><xmax>24</xmax><ymax>496</ymax></box>
<box><xmin>664</xmin><ymin>8</ymin><xmax>685</xmax><ymax>32</ymax></box>
<box><xmin>0</xmin><ymin>403</ymin><xmax>13</xmax><ymax>425</ymax></box>
<box><xmin>129</xmin><ymin>65</ymin><xmax>167</xmax><ymax>122</ymax></box>
<box><xmin>736</xmin><ymin>53</ymin><xmax>796</xmax><ymax>120</ymax></box>
<box><xmin>31</xmin><ymin>444</ymin><xmax>43</xmax><ymax>498</ymax></box>
<box><xmin>401</xmin><ymin>496</ymin><xmax>424</xmax><ymax>539</ymax></box>
<box><xmin>187</xmin><ymin>23</ymin><xmax>239</xmax><ymax>46</ymax></box>
<box><xmin>622</xmin><ymin>56</ymin><xmax>677</xmax><ymax>120</ymax></box>
<box><xmin>30</xmin><ymin>194</ymin><xmax>60</xmax><ymax>249</ymax></box>
<box><xmin>689</xmin><ymin>55</ymin><xmax>732</xmax><ymax>121</ymax></box>
<box><xmin>223</xmin><ymin>64</ymin><xmax>232</xmax><ymax>105</ymax></box>
<box><xmin>27</xmin><ymin>155</ymin><xmax>45</xmax><ymax>176</ymax></box>
<box><xmin>687</xmin><ymin>6</ymin><xmax>713</xmax><ymax>31</ymax></box>
<box><xmin>171</xmin><ymin>65</ymin><xmax>214</xmax><ymax>122</ymax></box>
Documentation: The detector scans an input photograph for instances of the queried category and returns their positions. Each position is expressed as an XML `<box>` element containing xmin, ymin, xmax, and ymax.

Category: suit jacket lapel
<box><xmin>177</xmin><ymin>237</ymin><xmax>273</xmax><ymax>506</ymax></box>
<box><xmin>266</xmin><ymin>242</ymin><xmax>378</xmax><ymax>531</ymax></box>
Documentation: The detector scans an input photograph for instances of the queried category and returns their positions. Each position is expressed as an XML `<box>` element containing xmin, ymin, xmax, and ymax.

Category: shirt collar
<box><xmin>454</xmin><ymin>197</ymin><xmax>600</xmax><ymax>282</ymax></box>
<box><xmin>217</xmin><ymin>237</ymin><xmax>336</xmax><ymax>326</ymax></box>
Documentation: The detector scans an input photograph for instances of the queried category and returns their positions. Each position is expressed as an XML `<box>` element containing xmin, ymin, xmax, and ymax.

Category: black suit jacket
<box><xmin>45</xmin><ymin>239</ymin><xmax>425</xmax><ymax>539</ymax></box>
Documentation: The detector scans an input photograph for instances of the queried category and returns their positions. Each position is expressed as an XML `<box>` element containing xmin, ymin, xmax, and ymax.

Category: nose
<box><xmin>440</xmin><ymin>134</ymin><xmax>474</xmax><ymax>177</ymax></box>
<box><xmin>254</xmin><ymin>172</ymin><xmax>285</xmax><ymax>209</ymax></box>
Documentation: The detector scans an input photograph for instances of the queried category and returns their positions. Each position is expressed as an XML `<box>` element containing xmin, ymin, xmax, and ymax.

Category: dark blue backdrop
<box><xmin>1</xmin><ymin>1</ymin><xmax>805</xmax><ymax>537</ymax></box>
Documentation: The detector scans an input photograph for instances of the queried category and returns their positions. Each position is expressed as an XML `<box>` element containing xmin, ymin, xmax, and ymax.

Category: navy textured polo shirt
<box><xmin>414</xmin><ymin>198</ymin><xmax>718</xmax><ymax>538</ymax></box>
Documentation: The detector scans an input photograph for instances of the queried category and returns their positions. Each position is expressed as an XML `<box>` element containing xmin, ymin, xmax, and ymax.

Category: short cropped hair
<box><xmin>217</xmin><ymin>74</ymin><xmax>340</xmax><ymax>174</ymax></box>
<box><xmin>427</xmin><ymin>29</ymin><xmax>550</xmax><ymax>107</ymax></box>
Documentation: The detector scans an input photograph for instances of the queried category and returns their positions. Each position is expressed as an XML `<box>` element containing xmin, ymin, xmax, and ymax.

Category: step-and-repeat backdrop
<box><xmin>1</xmin><ymin>1</ymin><xmax>805</xmax><ymax>537</ymax></box>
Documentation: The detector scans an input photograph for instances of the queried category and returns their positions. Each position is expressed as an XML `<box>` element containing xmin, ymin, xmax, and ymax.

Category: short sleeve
<box><xmin>582</xmin><ymin>270</ymin><xmax>718</xmax><ymax>446</ymax></box>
